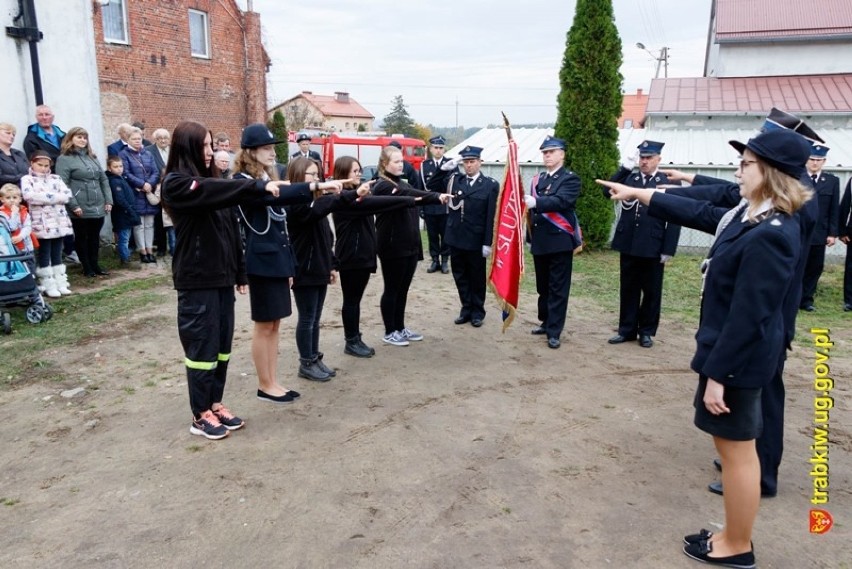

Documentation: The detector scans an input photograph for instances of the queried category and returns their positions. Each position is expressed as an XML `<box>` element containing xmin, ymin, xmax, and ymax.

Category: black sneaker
<box><xmin>211</xmin><ymin>404</ymin><xmax>245</xmax><ymax>431</ymax></box>
<box><xmin>189</xmin><ymin>411</ymin><xmax>229</xmax><ymax>440</ymax></box>
<box><xmin>298</xmin><ymin>361</ymin><xmax>331</xmax><ymax>382</ymax></box>
<box><xmin>683</xmin><ymin>540</ymin><xmax>755</xmax><ymax>569</ymax></box>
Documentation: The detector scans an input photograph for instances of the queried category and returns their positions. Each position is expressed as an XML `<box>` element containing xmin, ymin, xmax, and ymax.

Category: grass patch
<box><xmin>1</xmin><ymin>497</ymin><xmax>20</xmax><ymax>506</ymax></box>
<box><xmin>421</xmin><ymin>230</ymin><xmax>850</xmax><ymax>348</ymax></box>
<box><xmin>1</xmin><ymin>274</ymin><xmax>170</xmax><ymax>388</ymax></box>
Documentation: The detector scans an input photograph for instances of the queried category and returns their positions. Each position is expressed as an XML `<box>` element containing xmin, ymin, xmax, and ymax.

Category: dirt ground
<box><xmin>2</xmin><ymin>261</ymin><xmax>850</xmax><ymax>569</ymax></box>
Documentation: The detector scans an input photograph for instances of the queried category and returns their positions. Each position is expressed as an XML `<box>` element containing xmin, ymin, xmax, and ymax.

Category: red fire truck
<box><xmin>288</xmin><ymin>132</ymin><xmax>427</xmax><ymax>179</ymax></box>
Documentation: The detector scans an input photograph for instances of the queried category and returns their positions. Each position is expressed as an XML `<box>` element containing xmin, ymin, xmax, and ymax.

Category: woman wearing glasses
<box><xmin>598</xmin><ymin>129</ymin><xmax>812</xmax><ymax>569</ymax></box>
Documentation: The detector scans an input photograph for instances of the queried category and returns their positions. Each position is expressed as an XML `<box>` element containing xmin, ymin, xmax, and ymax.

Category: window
<box><xmin>102</xmin><ymin>0</ymin><xmax>129</xmax><ymax>44</ymax></box>
<box><xmin>189</xmin><ymin>9</ymin><xmax>210</xmax><ymax>58</ymax></box>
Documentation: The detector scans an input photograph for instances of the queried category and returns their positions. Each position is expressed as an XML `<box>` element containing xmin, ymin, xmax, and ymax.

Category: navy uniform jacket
<box><xmin>527</xmin><ymin>167</ymin><xmax>581</xmax><ymax>255</ymax></box>
<box><xmin>444</xmin><ymin>173</ymin><xmax>498</xmax><ymax>251</ymax></box>
<box><xmin>808</xmin><ymin>172</ymin><xmax>839</xmax><ymax>244</ymax></box>
<box><xmin>648</xmin><ymin>192</ymin><xmax>798</xmax><ymax>389</ymax></box>
<box><xmin>840</xmin><ymin>179</ymin><xmax>852</xmax><ymax>239</ymax></box>
<box><xmin>654</xmin><ymin>174</ymin><xmax>818</xmax><ymax>350</ymax></box>
<box><xmin>291</xmin><ymin>150</ymin><xmax>322</xmax><ymax>163</ymax></box>
<box><xmin>607</xmin><ymin>166</ymin><xmax>681</xmax><ymax>257</ymax></box>
<box><xmin>419</xmin><ymin>156</ymin><xmax>450</xmax><ymax>215</ymax></box>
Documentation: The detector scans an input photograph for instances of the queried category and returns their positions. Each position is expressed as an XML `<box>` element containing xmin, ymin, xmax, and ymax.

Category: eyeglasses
<box><xmin>739</xmin><ymin>159</ymin><xmax>757</xmax><ymax>169</ymax></box>
<box><xmin>305</xmin><ymin>171</ymin><xmax>319</xmax><ymax>178</ymax></box>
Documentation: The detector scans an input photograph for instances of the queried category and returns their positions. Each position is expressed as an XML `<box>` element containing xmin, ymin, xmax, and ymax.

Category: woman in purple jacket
<box><xmin>120</xmin><ymin>127</ymin><xmax>160</xmax><ymax>263</ymax></box>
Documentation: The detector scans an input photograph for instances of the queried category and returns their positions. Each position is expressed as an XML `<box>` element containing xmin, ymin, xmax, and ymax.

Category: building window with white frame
<box><xmin>102</xmin><ymin>0</ymin><xmax>129</xmax><ymax>44</ymax></box>
<box><xmin>189</xmin><ymin>9</ymin><xmax>210</xmax><ymax>58</ymax></box>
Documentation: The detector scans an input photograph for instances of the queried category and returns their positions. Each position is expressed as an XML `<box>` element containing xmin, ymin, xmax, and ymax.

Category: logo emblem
<box><xmin>809</xmin><ymin>509</ymin><xmax>833</xmax><ymax>534</ymax></box>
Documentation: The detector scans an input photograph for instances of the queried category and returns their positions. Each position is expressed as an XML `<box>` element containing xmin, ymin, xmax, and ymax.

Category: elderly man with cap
<box><xmin>419</xmin><ymin>135</ymin><xmax>453</xmax><ymax>273</ymax></box>
<box><xmin>799</xmin><ymin>143</ymin><xmax>839</xmax><ymax>312</ymax></box>
<box><xmin>292</xmin><ymin>133</ymin><xmax>322</xmax><ymax>162</ymax></box>
<box><xmin>444</xmin><ymin>146</ymin><xmax>498</xmax><ymax>327</ymax></box>
<box><xmin>524</xmin><ymin>136</ymin><xmax>581</xmax><ymax>349</ymax></box>
<box><xmin>605</xmin><ymin>140</ymin><xmax>681</xmax><ymax>348</ymax></box>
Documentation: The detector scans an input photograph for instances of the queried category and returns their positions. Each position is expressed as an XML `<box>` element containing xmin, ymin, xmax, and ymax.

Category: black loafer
<box><xmin>713</xmin><ymin>458</ymin><xmax>722</xmax><ymax>472</ymax></box>
<box><xmin>547</xmin><ymin>337</ymin><xmax>561</xmax><ymax>349</ymax></box>
<box><xmin>708</xmin><ymin>481</ymin><xmax>776</xmax><ymax>498</ymax></box>
<box><xmin>471</xmin><ymin>318</ymin><xmax>483</xmax><ymax>327</ymax></box>
<box><xmin>800</xmin><ymin>304</ymin><xmax>815</xmax><ymax>312</ymax></box>
<box><xmin>639</xmin><ymin>334</ymin><xmax>654</xmax><ymax>348</ymax></box>
<box><xmin>531</xmin><ymin>325</ymin><xmax>547</xmax><ymax>335</ymax></box>
<box><xmin>844</xmin><ymin>303</ymin><xmax>852</xmax><ymax>312</ymax></box>
<box><xmin>683</xmin><ymin>540</ymin><xmax>755</xmax><ymax>569</ymax></box>
<box><xmin>426</xmin><ymin>260</ymin><xmax>439</xmax><ymax>273</ymax></box>
<box><xmin>608</xmin><ymin>334</ymin><xmax>635</xmax><ymax>344</ymax></box>
<box><xmin>454</xmin><ymin>315</ymin><xmax>471</xmax><ymax>325</ymax></box>
<box><xmin>683</xmin><ymin>528</ymin><xmax>713</xmax><ymax>545</ymax></box>
<box><xmin>256</xmin><ymin>389</ymin><xmax>295</xmax><ymax>404</ymax></box>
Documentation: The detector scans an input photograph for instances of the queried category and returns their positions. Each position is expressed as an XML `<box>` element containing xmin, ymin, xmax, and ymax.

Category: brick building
<box><xmin>92</xmin><ymin>0</ymin><xmax>269</xmax><ymax>150</ymax></box>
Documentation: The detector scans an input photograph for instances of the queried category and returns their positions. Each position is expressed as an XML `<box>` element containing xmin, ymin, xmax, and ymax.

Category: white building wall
<box><xmin>1</xmin><ymin>0</ymin><xmax>106</xmax><ymax>162</ymax></box>
<box><xmin>707</xmin><ymin>41</ymin><xmax>852</xmax><ymax>77</ymax></box>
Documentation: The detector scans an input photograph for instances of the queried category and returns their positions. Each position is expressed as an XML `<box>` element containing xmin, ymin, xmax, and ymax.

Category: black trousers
<box><xmin>379</xmin><ymin>254</ymin><xmax>418</xmax><ymax>334</ymax></box>
<box><xmin>618</xmin><ymin>254</ymin><xmax>665</xmax><ymax>337</ymax></box>
<box><xmin>757</xmin><ymin>358</ymin><xmax>785</xmax><ymax>495</ymax></box>
<box><xmin>70</xmin><ymin>217</ymin><xmax>104</xmax><ymax>274</ymax></box>
<box><xmin>845</xmin><ymin>244</ymin><xmax>852</xmax><ymax>305</ymax></box>
<box><xmin>340</xmin><ymin>268</ymin><xmax>372</xmax><ymax>339</ymax></box>
<box><xmin>177</xmin><ymin>288</ymin><xmax>235</xmax><ymax>418</ymax></box>
<box><xmin>533</xmin><ymin>250</ymin><xmax>574</xmax><ymax>339</ymax></box>
<box><xmin>800</xmin><ymin>244</ymin><xmax>826</xmax><ymax>307</ymax></box>
<box><xmin>424</xmin><ymin>214</ymin><xmax>449</xmax><ymax>261</ymax></box>
<box><xmin>293</xmin><ymin>285</ymin><xmax>328</xmax><ymax>361</ymax></box>
<box><xmin>153</xmin><ymin>211</ymin><xmax>167</xmax><ymax>255</ymax></box>
<box><xmin>450</xmin><ymin>247</ymin><xmax>487</xmax><ymax>320</ymax></box>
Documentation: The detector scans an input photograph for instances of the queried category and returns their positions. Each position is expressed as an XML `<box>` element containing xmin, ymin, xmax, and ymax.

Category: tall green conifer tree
<box><xmin>267</xmin><ymin>110</ymin><xmax>289</xmax><ymax>165</ymax></box>
<box><xmin>555</xmin><ymin>0</ymin><xmax>623</xmax><ymax>249</ymax></box>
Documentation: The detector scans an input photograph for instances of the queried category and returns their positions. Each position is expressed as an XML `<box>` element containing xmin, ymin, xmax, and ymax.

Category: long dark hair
<box><xmin>333</xmin><ymin>156</ymin><xmax>360</xmax><ymax>189</ymax></box>
<box><xmin>165</xmin><ymin>121</ymin><xmax>219</xmax><ymax>178</ymax></box>
<box><xmin>60</xmin><ymin>127</ymin><xmax>97</xmax><ymax>159</ymax></box>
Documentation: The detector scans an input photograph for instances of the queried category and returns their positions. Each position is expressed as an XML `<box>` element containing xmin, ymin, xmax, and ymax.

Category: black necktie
<box><xmin>467</xmin><ymin>176</ymin><xmax>474</xmax><ymax>186</ymax></box>
<box><xmin>812</xmin><ymin>174</ymin><xmax>818</xmax><ymax>184</ymax></box>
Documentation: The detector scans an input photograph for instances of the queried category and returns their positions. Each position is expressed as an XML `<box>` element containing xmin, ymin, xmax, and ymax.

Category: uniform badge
<box><xmin>770</xmin><ymin>218</ymin><xmax>782</xmax><ymax>226</ymax></box>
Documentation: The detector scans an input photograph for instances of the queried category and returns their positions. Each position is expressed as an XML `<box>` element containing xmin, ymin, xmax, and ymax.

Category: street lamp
<box><xmin>636</xmin><ymin>42</ymin><xmax>669</xmax><ymax>79</ymax></box>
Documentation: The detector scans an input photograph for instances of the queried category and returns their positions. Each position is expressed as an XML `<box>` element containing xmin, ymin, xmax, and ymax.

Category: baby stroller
<box><xmin>0</xmin><ymin>218</ymin><xmax>53</xmax><ymax>333</ymax></box>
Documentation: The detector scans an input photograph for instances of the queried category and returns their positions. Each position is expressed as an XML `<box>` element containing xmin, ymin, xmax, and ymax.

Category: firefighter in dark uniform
<box><xmin>291</xmin><ymin>132</ymin><xmax>322</xmax><ymax>162</ymax></box>
<box><xmin>605</xmin><ymin>140</ymin><xmax>681</xmax><ymax>348</ymax></box>
<box><xmin>524</xmin><ymin>136</ymin><xmax>581</xmax><ymax>349</ymax></box>
<box><xmin>840</xmin><ymin>178</ymin><xmax>852</xmax><ymax>311</ymax></box>
<box><xmin>444</xmin><ymin>145</ymin><xmax>498</xmax><ymax>327</ymax></box>
<box><xmin>420</xmin><ymin>135</ymin><xmax>453</xmax><ymax>273</ymax></box>
<box><xmin>799</xmin><ymin>143</ymin><xmax>839</xmax><ymax>312</ymax></box>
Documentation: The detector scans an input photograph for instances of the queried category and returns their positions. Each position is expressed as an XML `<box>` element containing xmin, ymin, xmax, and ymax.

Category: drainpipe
<box><xmin>5</xmin><ymin>0</ymin><xmax>44</xmax><ymax>105</ymax></box>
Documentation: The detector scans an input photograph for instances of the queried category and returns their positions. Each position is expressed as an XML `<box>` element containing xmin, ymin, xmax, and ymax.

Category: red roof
<box><xmin>619</xmin><ymin>89</ymin><xmax>648</xmax><ymax>128</ymax></box>
<box><xmin>715</xmin><ymin>0</ymin><xmax>852</xmax><ymax>41</ymax></box>
<box><xmin>272</xmin><ymin>91</ymin><xmax>374</xmax><ymax>119</ymax></box>
<box><xmin>646</xmin><ymin>75</ymin><xmax>852</xmax><ymax>114</ymax></box>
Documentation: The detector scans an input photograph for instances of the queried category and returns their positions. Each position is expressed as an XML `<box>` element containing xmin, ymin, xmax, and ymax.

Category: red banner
<box><xmin>488</xmin><ymin>137</ymin><xmax>525</xmax><ymax>331</ymax></box>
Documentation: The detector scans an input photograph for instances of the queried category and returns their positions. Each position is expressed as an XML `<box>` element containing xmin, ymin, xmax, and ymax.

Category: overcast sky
<box><xmin>240</xmin><ymin>0</ymin><xmax>713</xmax><ymax>128</ymax></box>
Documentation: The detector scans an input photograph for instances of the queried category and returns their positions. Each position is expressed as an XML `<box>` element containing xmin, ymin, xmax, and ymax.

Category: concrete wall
<box><xmin>1</xmin><ymin>0</ymin><xmax>106</xmax><ymax>161</ymax></box>
<box><xmin>707</xmin><ymin>41</ymin><xmax>852</xmax><ymax>78</ymax></box>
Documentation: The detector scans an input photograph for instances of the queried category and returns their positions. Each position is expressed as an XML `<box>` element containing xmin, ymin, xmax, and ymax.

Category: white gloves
<box><xmin>524</xmin><ymin>195</ymin><xmax>537</xmax><ymax>209</ymax></box>
<box><xmin>440</xmin><ymin>157</ymin><xmax>462</xmax><ymax>171</ymax></box>
<box><xmin>621</xmin><ymin>151</ymin><xmax>639</xmax><ymax>171</ymax></box>
<box><xmin>482</xmin><ymin>245</ymin><xmax>492</xmax><ymax>258</ymax></box>
<box><xmin>660</xmin><ymin>254</ymin><xmax>672</xmax><ymax>264</ymax></box>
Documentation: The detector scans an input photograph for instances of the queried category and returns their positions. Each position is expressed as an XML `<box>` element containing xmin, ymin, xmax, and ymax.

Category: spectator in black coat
<box><xmin>0</xmin><ymin>122</ymin><xmax>29</xmax><ymax>186</ymax></box>
<box><xmin>23</xmin><ymin>105</ymin><xmax>65</xmax><ymax>167</ymax></box>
